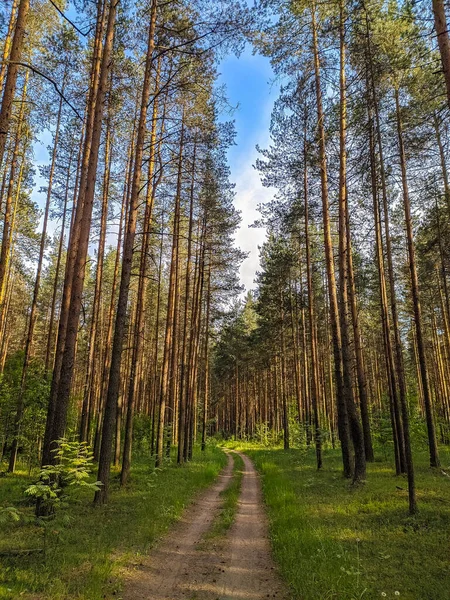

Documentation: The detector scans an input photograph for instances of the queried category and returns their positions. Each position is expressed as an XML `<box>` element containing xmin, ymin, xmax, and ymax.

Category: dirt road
<box><xmin>122</xmin><ymin>451</ymin><xmax>288</xmax><ymax>600</ymax></box>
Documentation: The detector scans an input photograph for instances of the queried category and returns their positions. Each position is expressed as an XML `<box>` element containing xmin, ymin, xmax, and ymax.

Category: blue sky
<box><xmin>217</xmin><ymin>46</ymin><xmax>277</xmax><ymax>292</ymax></box>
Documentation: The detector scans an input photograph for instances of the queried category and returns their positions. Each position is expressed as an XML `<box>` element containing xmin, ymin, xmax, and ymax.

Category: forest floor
<box><xmin>0</xmin><ymin>446</ymin><xmax>227</xmax><ymax>600</ymax></box>
<box><xmin>121</xmin><ymin>450</ymin><xmax>288</xmax><ymax>600</ymax></box>
<box><xmin>226</xmin><ymin>442</ymin><xmax>450</xmax><ymax>600</ymax></box>
<box><xmin>1</xmin><ymin>443</ymin><xmax>450</xmax><ymax>599</ymax></box>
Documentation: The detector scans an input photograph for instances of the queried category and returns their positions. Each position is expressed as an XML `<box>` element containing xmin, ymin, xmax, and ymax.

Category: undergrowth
<box><xmin>0</xmin><ymin>445</ymin><xmax>226</xmax><ymax>600</ymax></box>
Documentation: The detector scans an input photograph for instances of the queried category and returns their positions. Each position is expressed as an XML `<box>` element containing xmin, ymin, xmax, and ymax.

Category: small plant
<box><xmin>25</xmin><ymin>438</ymin><xmax>102</xmax><ymax>516</ymax></box>
<box><xmin>0</xmin><ymin>506</ymin><xmax>21</xmax><ymax>524</ymax></box>
<box><xmin>333</xmin><ymin>538</ymin><xmax>367</xmax><ymax>600</ymax></box>
<box><xmin>22</xmin><ymin>439</ymin><xmax>102</xmax><ymax>561</ymax></box>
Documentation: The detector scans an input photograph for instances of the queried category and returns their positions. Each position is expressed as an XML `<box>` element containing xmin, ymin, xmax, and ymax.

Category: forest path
<box><xmin>121</xmin><ymin>451</ymin><xmax>288</xmax><ymax>600</ymax></box>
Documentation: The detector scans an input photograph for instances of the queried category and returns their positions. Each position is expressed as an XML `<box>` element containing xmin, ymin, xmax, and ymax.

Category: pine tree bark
<box><xmin>94</xmin><ymin>0</ymin><xmax>158</xmax><ymax>503</ymax></box>
<box><xmin>156</xmin><ymin>117</ymin><xmax>184</xmax><ymax>466</ymax></box>
<box><xmin>0</xmin><ymin>0</ymin><xmax>29</xmax><ymax>169</ymax></box>
<box><xmin>201</xmin><ymin>261</ymin><xmax>212</xmax><ymax>451</ymax></box>
<box><xmin>80</xmin><ymin>117</ymin><xmax>112</xmax><ymax>443</ymax></box>
<box><xmin>120</xmin><ymin>54</ymin><xmax>160</xmax><ymax>485</ymax></box>
<box><xmin>186</xmin><ymin>227</ymin><xmax>206</xmax><ymax>458</ymax></box>
<box><xmin>280</xmin><ymin>292</ymin><xmax>290</xmax><ymax>450</ymax></box>
<box><xmin>178</xmin><ymin>138</ymin><xmax>197</xmax><ymax>463</ymax></box>
<box><xmin>365</xmin><ymin>10</ymin><xmax>407</xmax><ymax>473</ymax></box>
<box><xmin>44</xmin><ymin>144</ymin><xmax>74</xmax><ymax>373</ymax></box>
<box><xmin>338</xmin><ymin>1</ymin><xmax>366</xmax><ymax>482</ymax></box>
<box><xmin>0</xmin><ymin>76</ymin><xmax>27</xmax><ymax>327</ymax></box>
<box><xmin>432</xmin><ymin>0</ymin><xmax>450</xmax><ymax>110</ymax></box>
<box><xmin>42</xmin><ymin>0</ymin><xmax>112</xmax><ymax>466</ymax></box>
<box><xmin>289</xmin><ymin>274</ymin><xmax>303</xmax><ymax>425</ymax></box>
<box><xmin>103</xmin><ymin>153</ymin><xmax>129</xmax><ymax>464</ymax></box>
<box><xmin>0</xmin><ymin>0</ymin><xmax>19</xmax><ymax>97</ymax></box>
<box><xmin>433</xmin><ymin>114</ymin><xmax>450</xmax><ymax>217</ymax></box>
<box><xmin>395</xmin><ymin>87</ymin><xmax>439</xmax><ymax>472</ymax></box>
<box><xmin>8</xmin><ymin>91</ymin><xmax>64</xmax><ymax>472</ymax></box>
<box><xmin>345</xmin><ymin>172</ymin><xmax>374</xmax><ymax>462</ymax></box>
<box><xmin>368</xmin><ymin>104</ymin><xmax>404</xmax><ymax>476</ymax></box>
<box><xmin>303</xmin><ymin>128</ymin><xmax>322</xmax><ymax>469</ymax></box>
<box><xmin>311</xmin><ymin>1</ymin><xmax>352</xmax><ymax>478</ymax></box>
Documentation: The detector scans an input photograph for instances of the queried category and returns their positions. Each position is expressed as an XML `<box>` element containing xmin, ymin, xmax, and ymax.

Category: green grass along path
<box><xmin>1</xmin><ymin>444</ymin><xmax>450</xmax><ymax>599</ymax></box>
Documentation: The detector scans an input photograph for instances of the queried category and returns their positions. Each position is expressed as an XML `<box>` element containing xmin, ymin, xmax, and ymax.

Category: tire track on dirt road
<box><xmin>122</xmin><ymin>451</ymin><xmax>288</xmax><ymax>600</ymax></box>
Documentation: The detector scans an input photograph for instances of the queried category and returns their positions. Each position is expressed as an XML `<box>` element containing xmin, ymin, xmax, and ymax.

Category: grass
<box><xmin>205</xmin><ymin>451</ymin><xmax>244</xmax><ymax>540</ymax></box>
<box><xmin>0</xmin><ymin>445</ymin><xmax>227</xmax><ymax>600</ymax></box>
<box><xmin>223</xmin><ymin>441</ymin><xmax>450</xmax><ymax>600</ymax></box>
<box><xmin>3</xmin><ymin>440</ymin><xmax>449</xmax><ymax>600</ymax></box>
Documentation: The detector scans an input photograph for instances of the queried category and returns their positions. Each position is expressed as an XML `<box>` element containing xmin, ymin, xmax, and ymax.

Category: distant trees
<box><xmin>210</xmin><ymin>0</ymin><xmax>450</xmax><ymax>515</ymax></box>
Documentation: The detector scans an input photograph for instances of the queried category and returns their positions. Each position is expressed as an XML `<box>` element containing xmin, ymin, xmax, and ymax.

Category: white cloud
<box><xmin>229</xmin><ymin>93</ymin><xmax>275</xmax><ymax>294</ymax></box>
<box><xmin>232</xmin><ymin>150</ymin><xmax>272</xmax><ymax>293</ymax></box>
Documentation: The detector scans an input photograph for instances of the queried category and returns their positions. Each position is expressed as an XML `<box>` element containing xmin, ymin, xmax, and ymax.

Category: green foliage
<box><xmin>24</xmin><ymin>438</ymin><xmax>101</xmax><ymax>515</ymax></box>
<box><xmin>0</xmin><ymin>506</ymin><xmax>21</xmax><ymax>525</ymax></box>
<box><xmin>408</xmin><ymin>412</ymin><xmax>431</xmax><ymax>451</ymax></box>
<box><xmin>0</xmin><ymin>351</ymin><xmax>49</xmax><ymax>470</ymax></box>
<box><xmin>372</xmin><ymin>412</ymin><xmax>397</xmax><ymax>461</ymax></box>
<box><xmin>133</xmin><ymin>414</ymin><xmax>153</xmax><ymax>456</ymax></box>
<box><xmin>254</xmin><ymin>422</ymin><xmax>284</xmax><ymax>447</ymax></box>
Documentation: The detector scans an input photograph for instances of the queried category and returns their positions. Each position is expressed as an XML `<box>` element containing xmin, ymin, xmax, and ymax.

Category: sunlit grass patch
<box><xmin>244</xmin><ymin>446</ymin><xmax>450</xmax><ymax>600</ymax></box>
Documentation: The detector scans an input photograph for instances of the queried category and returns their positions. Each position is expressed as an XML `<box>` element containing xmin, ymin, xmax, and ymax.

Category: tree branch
<box><xmin>48</xmin><ymin>0</ymin><xmax>92</xmax><ymax>36</ymax></box>
<box><xmin>9</xmin><ymin>62</ymin><xmax>83</xmax><ymax>120</ymax></box>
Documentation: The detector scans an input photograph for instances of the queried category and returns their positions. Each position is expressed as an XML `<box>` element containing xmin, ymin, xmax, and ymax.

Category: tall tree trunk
<box><xmin>311</xmin><ymin>0</ymin><xmax>352</xmax><ymax>478</ymax></box>
<box><xmin>120</xmin><ymin>55</ymin><xmax>160</xmax><ymax>485</ymax></box>
<box><xmin>186</xmin><ymin>225</ymin><xmax>206</xmax><ymax>459</ymax></box>
<box><xmin>156</xmin><ymin>117</ymin><xmax>184</xmax><ymax>467</ymax></box>
<box><xmin>42</xmin><ymin>0</ymin><xmax>112</xmax><ymax>466</ymax></box>
<box><xmin>80</xmin><ymin>117</ymin><xmax>112</xmax><ymax>443</ymax></box>
<box><xmin>395</xmin><ymin>87</ymin><xmax>439</xmax><ymax>472</ymax></box>
<box><xmin>432</xmin><ymin>0</ymin><xmax>450</xmax><ymax>109</ymax></box>
<box><xmin>280</xmin><ymin>293</ymin><xmax>290</xmax><ymax>450</ymax></box>
<box><xmin>338</xmin><ymin>0</ymin><xmax>366</xmax><ymax>482</ymax></box>
<box><xmin>201</xmin><ymin>260</ymin><xmax>211</xmax><ymax>451</ymax></box>
<box><xmin>0</xmin><ymin>76</ymin><xmax>27</xmax><ymax>326</ymax></box>
<box><xmin>44</xmin><ymin>143</ymin><xmax>74</xmax><ymax>373</ymax></box>
<box><xmin>365</xmin><ymin>9</ymin><xmax>407</xmax><ymax>473</ymax></box>
<box><xmin>150</xmin><ymin>206</ymin><xmax>165</xmax><ymax>458</ymax></box>
<box><xmin>95</xmin><ymin>0</ymin><xmax>158</xmax><ymax>504</ymax></box>
<box><xmin>166</xmin><ymin>192</ymin><xmax>182</xmax><ymax>456</ymax></box>
<box><xmin>0</xmin><ymin>0</ymin><xmax>29</xmax><ymax>169</ymax></box>
<box><xmin>289</xmin><ymin>275</ymin><xmax>303</xmax><ymax>425</ymax></box>
<box><xmin>104</xmin><ymin>154</ymin><xmax>129</xmax><ymax>464</ymax></box>
<box><xmin>8</xmin><ymin>91</ymin><xmax>64</xmax><ymax>472</ymax></box>
<box><xmin>345</xmin><ymin>174</ymin><xmax>374</xmax><ymax>462</ymax></box>
<box><xmin>0</xmin><ymin>0</ymin><xmax>19</xmax><ymax>96</ymax></box>
<box><xmin>368</xmin><ymin>103</ymin><xmax>404</xmax><ymax>475</ymax></box>
<box><xmin>303</xmin><ymin>127</ymin><xmax>322</xmax><ymax>469</ymax></box>
<box><xmin>178</xmin><ymin>138</ymin><xmax>197</xmax><ymax>463</ymax></box>
<box><xmin>433</xmin><ymin>113</ymin><xmax>450</xmax><ymax>217</ymax></box>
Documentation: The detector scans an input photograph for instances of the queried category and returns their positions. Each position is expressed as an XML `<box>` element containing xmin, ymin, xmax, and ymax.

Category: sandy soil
<box><xmin>121</xmin><ymin>451</ymin><xmax>288</xmax><ymax>600</ymax></box>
